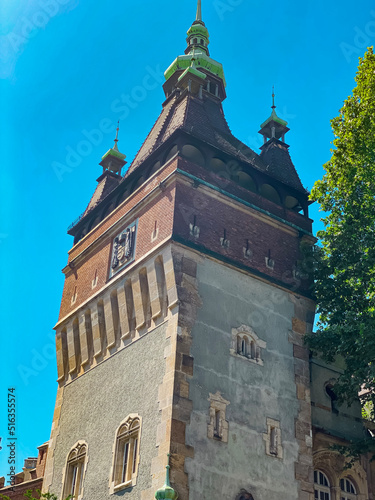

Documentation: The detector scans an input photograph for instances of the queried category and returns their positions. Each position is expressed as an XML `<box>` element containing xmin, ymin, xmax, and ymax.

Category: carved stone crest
<box><xmin>110</xmin><ymin>222</ymin><xmax>137</xmax><ymax>277</ymax></box>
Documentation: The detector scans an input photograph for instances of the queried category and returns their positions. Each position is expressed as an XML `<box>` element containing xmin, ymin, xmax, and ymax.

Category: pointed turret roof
<box><xmin>83</xmin><ymin>125</ymin><xmax>126</xmax><ymax>216</ymax></box>
<box><xmin>258</xmin><ymin>90</ymin><xmax>304</xmax><ymax>191</ymax></box>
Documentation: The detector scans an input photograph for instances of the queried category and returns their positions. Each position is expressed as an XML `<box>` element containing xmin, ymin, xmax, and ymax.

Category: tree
<box><xmin>306</xmin><ymin>47</ymin><xmax>375</xmax><ymax>425</ymax></box>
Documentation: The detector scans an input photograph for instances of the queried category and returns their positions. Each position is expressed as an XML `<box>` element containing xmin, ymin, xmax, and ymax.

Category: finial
<box><xmin>114</xmin><ymin>120</ymin><xmax>120</xmax><ymax>151</ymax></box>
<box><xmin>165</xmin><ymin>453</ymin><xmax>171</xmax><ymax>486</ymax></box>
<box><xmin>272</xmin><ymin>85</ymin><xmax>276</xmax><ymax>110</ymax></box>
<box><xmin>154</xmin><ymin>454</ymin><xmax>178</xmax><ymax>499</ymax></box>
<box><xmin>196</xmin><ymin>0</ymin><xmax>202</xmax><ymax>21</ymax></box>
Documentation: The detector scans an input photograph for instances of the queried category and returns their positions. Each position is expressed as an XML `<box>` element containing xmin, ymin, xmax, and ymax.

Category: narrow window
<box><xmin>132</xmin><ymin>439</ymin><xmax>138</xmax><ymax>473</ymax></box>
<box><xmin>314</xmin><ymin>470</ymin><xmax>331</xmax><ymax>500</ymax></box>
<box><xmin>241</xmin><ymin>339</ymin><xmax>246</xmax><ymax>355</ymax></box>
<box><xmin>214</xmin><ymin>410</ymin><xmax>221</xmax><ymax>438</ymax></box>
<box><xmin>237</xmin><ymin>336</ymin><xmax>242</xmax><ymax>354</ymax></box>
<box><xmin>263</xmin><ymin>418</ymin><xmax>282</xmax><ymax>458</ymax></box>
<box><xmin>122</xmin><ymin>442</ymin><xmax>129</xmax><ymax>483</ymax></box>
<box><xmin>63</xmin><ymin>443</ymin><xmax>87</xmax><ymax>500</ymax></box>
<box><xmin>250</xmin><ymin>341</ymin><xmax>256</xmax><ymax>360</ymax></box>
<box><xmin>207</xmin><ymin>392</ymin><xmax>230</xmax><ymax>443</ymax></box>
<box><xmin>270</xmin><ymin>427</ymin><xmax>277</xmax><ymax>455</ymax></box>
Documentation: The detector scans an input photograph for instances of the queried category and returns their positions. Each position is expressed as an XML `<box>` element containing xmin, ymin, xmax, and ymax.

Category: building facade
<box><xmin>0</xmin><ymin>443</ymin><xmax>48</xmax><ymax>500</ymax></box>
<box><xmin>42</xmin><ymin>2</ymin><xmax>375</xmax><ymax>499</ymax></box>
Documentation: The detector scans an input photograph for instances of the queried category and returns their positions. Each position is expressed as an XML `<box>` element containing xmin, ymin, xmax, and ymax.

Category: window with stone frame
<box><xmin>230</xmin><ymin>325</ymin><xmax>266</xmax><ymax>365</ymax></box>
<box><xmin>110</xmin><ymin>415</ymin><xmax>141</xmax><ymax>493</ymax></box>
<box><xmin>207</xmin><ymin>392</ymin><xmax>230</xmax><ymax>443</ymax></box>
<box><xmin>263</xmin><ymin>418</ymin><xmax>283</xmax><ymax>458</ymax></box>
<box><xmin>62</xmin><ymin>442</ymin><xmax>87</xmax><ymax>500</ymax></box>
<box><xmin>314</xmin><ymin>470</ymin><xmax>331</xmax><ymax>500</ymax></box>
<box><xmin>340</xmin><ymin>477</ymin><xmax>357</xmax><ymax>500</ymax></box>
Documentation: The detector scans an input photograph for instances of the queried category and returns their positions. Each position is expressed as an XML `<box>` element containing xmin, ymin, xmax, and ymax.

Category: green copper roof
<box><xmin>260</xmin><ymin>108</ymin><xmax>288</xmax><ymax>129</ymax></box>
<box><xmin>164</xmin><ymin>0</ymin><xmax>226</xmax><ymax>86</ymax></box>
<box><xmin>101</xmin><ymin>148</ymin><xmax>126</xmax><ymax>161</ymax></box>
<box><xmin>165</xmin><ymin>50</ymin><xmax>225</xmax><ymax>84</ymax></box>
<box><xmin>177</xmin><ymin>57</ymin><xmax>208</xmax><ymax>82</ymax></box>
<box><xmin>155</xmin><ymin>456</ymin><xmax>178</xmax><ymax>500</ymax></box>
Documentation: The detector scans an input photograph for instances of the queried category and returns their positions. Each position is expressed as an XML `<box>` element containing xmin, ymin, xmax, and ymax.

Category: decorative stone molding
<box><xmin>263</xmin><ymin>418</ymin><xmax>283</xmax><ymax>459</ymax></box>
<box><xmin>110</xmin><ymin>220</ymin><xmax>137</xmax><ymax>278</ymax></box>
<box><xmin>313</xmin><ymin>447</ymin><xmax>368</xmax><ymax>499</ymax></box>
<box><xmin>109</xmin><ymin>414</ymin><xmax>142</xmax><ymax>494</ymax></box>
<box><xmin>60</xmin><ymin>440</ymin><xmax>88</xmax><ymax>500</ymax></box>
<box><xmin>207</xmin><ymin>392</ymin><xmax>230</xmax><ymax>443</ymax></box>
<box><xmin>230</xmin><ymin>324</ymin><xmax>266</xmax><ymax>365</ymax></box>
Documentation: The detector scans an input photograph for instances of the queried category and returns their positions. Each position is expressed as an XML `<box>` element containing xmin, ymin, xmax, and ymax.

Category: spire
<box><xmin>196</xmin><ymin>0</ymin><xmax>202</xmax><ymax>21</ymax></box>
<box><xmin>113</xmin><ymin>120</ymin><xmax>120</xmax><ymax>151</ymax></box>
<box><xmin>99</xmin><ymin>122</ymin><xmax>127</xmax><ymax>175</ymax></box>
<box><xmin>185</xmin><ymin>1</ymin><xmax>209</xmax><ymax>56</ymax></box>
<box><xmin>155</xmin><ymin>455</ymin><xmax>178</xmax><ymax>500</ymax></box>
<box><xmin>272</xmin><ymin>85</ymin><xmax>275</xmax><ymax>110</ymax></box>
<box><xmin>163</xmin><ymin>0</ymin><xmax>226</xmax><ymax>98</ymax></box>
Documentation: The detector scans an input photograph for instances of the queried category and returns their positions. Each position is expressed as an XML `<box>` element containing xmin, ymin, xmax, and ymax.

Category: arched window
<box><xmin>165</xmin><ymin>144</ymin><xmax>178</xmax><ymax>162</ymax></box>
<box><xmin>340</xmin><ymin>478</ymin><xmax>357</xmax><ymax>500</ymax></box>
<box><xmin>236</xmin><ymin>491</ymin><xmax>254</xmax><ymax>500</ymax></box>
<box><xmin>231</xmin><ymin>325</ymin><xmax>266</xmax><ymax>365</ymax></box>
<box><xmin>260</xmin><ymin>183</ymin><xmax>281</xmax><ymax>204</ymax></box>
<box><xmin>181</xmin><ymin>144</ymin><xmax>205</xmax><ymax>167</ymax></box>
<box><xmin>111</xmin><ymin>415</ymin><xmax>141</xmax><ymax>492</ymax></box>
<box><xmin>237</xmin><ymin>171</ymin><xmax>257</xmax><ymax>192</ymax></box>
<box><xmin>62</xmin><ymin>442</ymin><xmax>87</xmax><ymax>500</ymax></box>
<box><xmin>314</xmin><ymin>470</ymin><xmax>331</xmax><ymax>500</ymax></box>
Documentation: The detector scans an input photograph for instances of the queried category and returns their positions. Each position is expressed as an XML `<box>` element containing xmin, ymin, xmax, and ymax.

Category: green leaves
<box><xmin>306</xmin><ymin>47</ymin><xmax>375</xmax><ymax>421</ymax></box>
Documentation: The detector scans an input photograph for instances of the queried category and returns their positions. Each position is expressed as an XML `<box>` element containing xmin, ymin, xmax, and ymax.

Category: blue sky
<box><xmin>0</xmin><ymin>0</ymin><xmax>374</xmax><ymax>482</ymax></box>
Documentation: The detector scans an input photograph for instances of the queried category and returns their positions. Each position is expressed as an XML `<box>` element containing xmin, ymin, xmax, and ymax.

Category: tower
<box><xmin>42</xmin><ymin>3</ymin><xmax>373</xmax><ymax>500</ymax></box>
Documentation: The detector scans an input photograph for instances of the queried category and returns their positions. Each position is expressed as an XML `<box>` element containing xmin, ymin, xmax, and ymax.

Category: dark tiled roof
<box><xmin>83</xmin><ymin>171</ymin><xmax>122</xmax><ymax>216</ymax></box>
<box><xmin>260</xmin><ymin>139</ymin><xmax>305</xmax><ymax>192</ymax></box>
<box><xmin>127</xmin><ymin>91</ymin><xmax>305</xmax><ymax>193</ymax></box>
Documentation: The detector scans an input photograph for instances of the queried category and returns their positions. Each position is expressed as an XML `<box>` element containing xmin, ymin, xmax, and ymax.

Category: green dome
<box><xmin>154</xmin><ymin>456</ymin><xmax>178</xmax><ymax>500</ymax></box>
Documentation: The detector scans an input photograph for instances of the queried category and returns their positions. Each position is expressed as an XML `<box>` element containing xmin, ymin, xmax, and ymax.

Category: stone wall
<box><xmin>170</xmin><ymin>249</ymin><xmax>315</xmax><ymax>500</ymax></box>
<box><xmin>47</xmin><ymin>322</ymin><xmax>168</xmax><ymax>500</ymax></box>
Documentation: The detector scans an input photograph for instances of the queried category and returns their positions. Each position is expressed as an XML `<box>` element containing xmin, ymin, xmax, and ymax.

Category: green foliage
<box><xmin>306</xmin><ymin>47</ymin><xmax>375</xmax><ymax>424</ymax></box>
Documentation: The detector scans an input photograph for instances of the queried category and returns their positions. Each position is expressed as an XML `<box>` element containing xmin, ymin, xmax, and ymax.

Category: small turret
<box><xmin>99</xmin><ymin>121</ymin><xmax>127</xmax><ymax>176</ymax></box>
<box><xmin>163</xmin><ymin>0</ymin><xmax>226</xmax><ymax>101</ymax></box>
<box><xmin>258</xmin><ymin>87</ymin><xmax>290</xmax><ymax>144</ymax></box>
